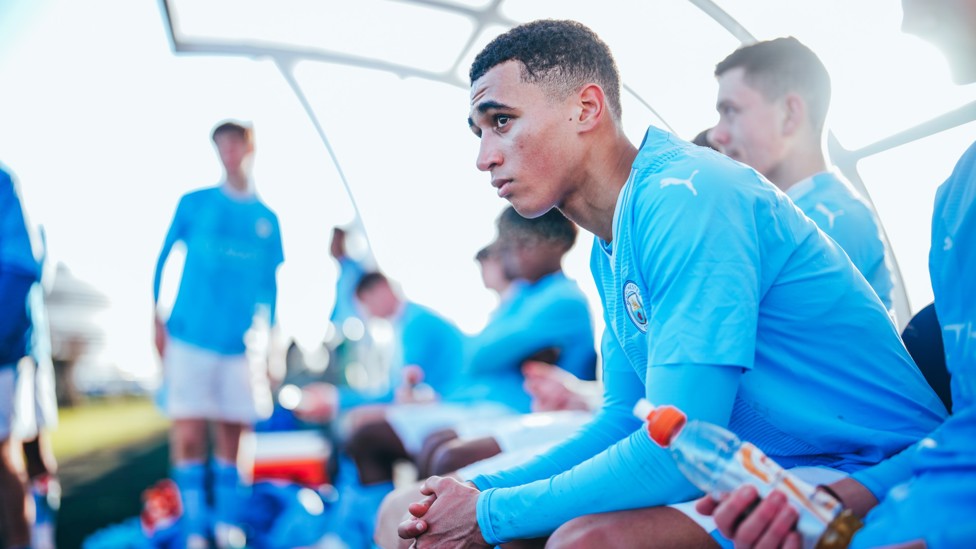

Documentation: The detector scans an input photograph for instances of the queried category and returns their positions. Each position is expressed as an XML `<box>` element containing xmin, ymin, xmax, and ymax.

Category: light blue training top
<box><xmin>787</xmin><ymin>171</ymin><xmax>894</xmax><ymax>310</ymax></box>
<box><xmin>852</xmin><ymin>141</ymin><xmax>976</xmax><ymax>513</ymax></box>
<box><xmin>470</xmin><ymin>127</ymin><xmax>947</xmax><ymax>544</ymax></box>
<box><xmin>153</xmin><ymin>185</ymin><xmax>284</xmax><ymax>355</ymax></box>
<box><xmin>0</xmin><ymin>166</ymin><xmax>41</xmax><ymax>365</ymax></box>
<box><xmin>447</xmin><ymin>271</ymin><xmax>597</xmax><ymax>413</ymax></box>
<box><xmin>338</xmin><ymin>300</ymin><xmax>464</xmax><ymax>410</ymax></box>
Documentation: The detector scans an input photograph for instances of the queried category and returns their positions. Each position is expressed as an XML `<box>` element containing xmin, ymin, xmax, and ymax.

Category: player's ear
<box><xmin>577</xmin><ymin>83</ymin><xmax>607</xmax><ymax>132</ymax></box>
<box><xmin>781</xmin><ymin>93</ymin><xmax>806</xmax><ymax>137</ymax></box>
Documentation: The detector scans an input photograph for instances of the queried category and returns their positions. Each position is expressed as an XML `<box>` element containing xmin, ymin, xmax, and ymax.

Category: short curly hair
<box><xmin>470</xmin><ymin>20</ymin><xmax>622</xmax><ymax>121</ymax></box>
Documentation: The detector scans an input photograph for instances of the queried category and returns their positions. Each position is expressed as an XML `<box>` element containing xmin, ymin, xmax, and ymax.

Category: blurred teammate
<box><xmin>153</xmin><ymin>120</ymin><xmax>284</xmax><ymax>548</ymax></box>
<box><xmin>709</xmin><ymin>37</ymin><xmax>895</xmax><ymax>313</ymax></box>
<box><xmin>22</xmin><ymin>227</ymin><xmax>59</xmax><ymax>549</ymax></box>
<box><xmin>0</xmin><ymin>163</ymin><xmax>43</xmax><ymax>549</ymax></box>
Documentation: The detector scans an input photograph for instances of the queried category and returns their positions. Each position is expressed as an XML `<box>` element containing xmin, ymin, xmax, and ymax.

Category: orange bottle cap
<box><xmin>648</xmin><ymin>406</ymin><xmax>687</xmax><ymax>447</ymax></box>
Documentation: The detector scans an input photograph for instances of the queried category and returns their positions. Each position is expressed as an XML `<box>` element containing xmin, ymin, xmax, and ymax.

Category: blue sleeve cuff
<box><xmin>470</xmin><ymin>474</ymin><xmax>493</xmax><ymax>491</ymax></box>
<box><xmin>850</xmin><ymin>445</ymin><xmax>917</xmax><ymax>500</ymax></box>
<box><xmin>476</xmin><ymin>488</ymin><xmax>504</xmax><ymax>545</ymax></box>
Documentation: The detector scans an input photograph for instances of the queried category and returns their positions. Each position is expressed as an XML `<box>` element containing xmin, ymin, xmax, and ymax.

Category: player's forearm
<box><xmin>848</xmin><ymin>413</ymin><xmax>953</xmax><ymax>507</ymax></box>
<box><xmin>470</xmin><ymin>398</ymin><xmax>636</xmax><ymax>490</ymax></box>
<box><xmin>476</xmin><ymin>428</ymin><xmax>698</xmax><ymax>543</ymax></box>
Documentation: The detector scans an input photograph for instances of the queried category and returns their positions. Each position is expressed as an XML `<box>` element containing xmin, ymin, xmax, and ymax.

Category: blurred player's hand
<box><xmin>522</xmin><ymin>361</ymin><xmax>591</xmax><ymax>412</ymax></box>
<box><xmin>293</xmin><ymin>382</ymin><xmax>340</xmax><ymax>423</ymax></box>
<box><xmin>153</xmin><ymin>314</ymin><xmax>168</xmax><ymax>359</ymax></box>
<box><xmin>396</xmin><ymin>365</ymin><xmax>437</xmax><ymax>404</ymax></box>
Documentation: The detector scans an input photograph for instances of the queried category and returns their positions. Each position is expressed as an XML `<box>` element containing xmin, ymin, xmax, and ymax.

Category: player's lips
<box><xmin>492</xmin><ymin>178</ymin><xmax>513</xmax><ymax>198</ymax></box>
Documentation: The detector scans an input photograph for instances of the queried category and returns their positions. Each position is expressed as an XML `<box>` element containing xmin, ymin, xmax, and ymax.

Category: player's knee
<box><xmin>344</xmin><ymin>421</ymin><xmax>377</xmax><ymax>458</ymax></box>
<box><xmin>432</xmin><ymin>437</ymin><xmax>502</xmax><ymax>476</ymax></box>
<box><xmin>429</xmin><ymin>442</ymin><xmax>472</xmax><ymax>475</ymax></box>
<box><xmin>172</xmin><ymin>436</ymin><xmax>207</xmax><ymax>459</ymax></box>
<box><xmin>428</xmin><ymin>444</ymin><xmax>456</xmax><ymax>475</ymax></box>
<box><xmin>546</xmin><ymin>515</ymin><xmax>611</xmax><ymax>548</ymax></box>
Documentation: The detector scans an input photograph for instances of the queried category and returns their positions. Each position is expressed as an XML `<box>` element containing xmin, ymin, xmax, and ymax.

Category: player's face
<box><xmin>469</xmin><ymin>61</ymin><xmax>581</xmax><ymax>218</ymax></box>
<box><xmin>902</xmin><ymin>0</ymin><xmax>976</xmax><ymax>84</ymax></box>
<box><xmin>214</xmin><ymin>132</ymin><xmax>253</xmax><ymax>173</ymax></box>
<box><xmin>710</xmin><ymin>67</ymin><xmax>788</xmax><ymax>179</ymax></box>
<box><xmin>358</xmin><ymin>284</ymin><xmax>398</xmax><ymax>318</ymax></box>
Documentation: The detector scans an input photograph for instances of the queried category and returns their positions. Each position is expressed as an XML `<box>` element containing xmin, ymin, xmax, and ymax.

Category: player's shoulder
<box><xmin>630</xmin><ymin>129</ymin><xmax>761</xmax><ymax>207</ymax></box>
<box><xmin>180</xmin><ymin>186</ymin><xmax>220</xmax><ymax>204</ymax></box>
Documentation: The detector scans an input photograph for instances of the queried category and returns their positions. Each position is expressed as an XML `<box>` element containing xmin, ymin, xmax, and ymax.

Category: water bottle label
<box><xmin>711</xmin><ymin>443</ymin><xmax>842</xmax><ymax>548</ymax></box>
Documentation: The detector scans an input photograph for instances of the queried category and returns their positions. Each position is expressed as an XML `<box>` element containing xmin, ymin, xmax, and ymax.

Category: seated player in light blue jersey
<box><xmin>451</xmin><ymin>207</ymin><xmax>598</xmax><ymax>405</ymax></box>
<box><xmin>153</xmin><ymin>120</ymin><xmax>284</xmax><ymax>548</ymax></box>
<box><xmin>300</xmin><ymin>270</ymin><xmax>466</xmax><ymax>547</ymax></box>
<box><xmin>345</xmin><ymin>271</ymin><xmax>466</xmax><ymax>415</ymax></box>
<box><xmin>701</xmin><ymin>2</ymin><xmax>976</xmax><ymax>546</ymax></box>
<box><xmin>375</xmin><ymin>208</ymin><xmax>595</xmax><ymax>455</ymax></box>
<box><xmin>393</xmin><ymin>20</ymin><xmax>947</xmax><ymax>548</ymax></box>
<box><xmin>326</xmin><ymin>207</ymin><xmax>595</xmax><ymax>547</ymax></box>
<box><xmin>0</xmin><ymin>163</ymin><xmax>43</xmax><ymax>549</ymax></box>
<box><xmin>708</xmin><ymin>37</ymin><xmax>895</xmax><ymax>314</ymax></box>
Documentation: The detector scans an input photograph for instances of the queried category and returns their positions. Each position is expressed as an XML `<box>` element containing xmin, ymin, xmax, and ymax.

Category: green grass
<box><xmin>51</xmin><ymin>396</ymin><xmax>171</xmax><ymax>462</ymax></box>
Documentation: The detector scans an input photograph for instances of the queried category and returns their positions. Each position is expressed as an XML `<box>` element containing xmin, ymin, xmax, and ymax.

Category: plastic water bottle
<box><xmin>632</xmin><ymin>399</ymin><xmax>862</xmax><ymax>549</ymax></box>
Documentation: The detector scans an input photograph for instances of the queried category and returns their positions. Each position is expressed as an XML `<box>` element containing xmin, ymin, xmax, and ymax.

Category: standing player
<box><xmin>393</xmin><ymin>20</ymin><xmax>945</xmax><ymax>547</ymax></box>
<box><xmin>22</xmin><ymin>227</ymin><xmax>60</xmax><ymax>549</ymax></box>
<box><xmin>0</xmin><ymin>163</ymin><xmax>42</xmax><ymax>549</ymax></box>
<box><xmin>153</xmin><ymin>120</ymin><xmax>284</xmax><ymax>548</ymax></box>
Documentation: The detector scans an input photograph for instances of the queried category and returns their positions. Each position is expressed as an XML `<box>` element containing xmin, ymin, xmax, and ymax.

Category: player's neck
<box><xmin>769</xmin><ymin>147</ymin><xmax>827</xmax><ymax>192</ymax></box>
<box><xmin>225</xmin><ymin>171</ymin><xmax>251</xmax><ymax>193</ymax></box>
<box><xmin>561</xmin><ymin>136</ymin><xmax>637</xmax><ymax>243</ymax></box>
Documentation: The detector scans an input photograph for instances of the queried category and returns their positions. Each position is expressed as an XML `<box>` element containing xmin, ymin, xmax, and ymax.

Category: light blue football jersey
<box><xmin>471</xmin><ymin>127</ymin><xmax>946</xmax><ymax>544</ymax></box>
<box><xmin>851</xmin><ymin>140</ymin><xmax>976</xmax><ymax>549</ymax></box>
<box><xmin>449</xmin><ymin>271</ymin><xmax>596</xmax><ymax>413</ymax></box>
<box><xmin>788</xmin><ymin>171</ymin><xmax>894</xmax><ymax>310</ymax></box>
<box><xmin>154</xmin><ymin>186</ymin><xmax>284</xmax><ymax>355</ymax></box>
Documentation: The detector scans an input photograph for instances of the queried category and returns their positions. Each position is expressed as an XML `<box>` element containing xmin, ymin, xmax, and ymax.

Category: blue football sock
<box><xmin>213</xmin><ymin>458</ymin><xmax>243</xmax><ymax>526</ymax></box>
<box><xmin>172</xmin><ymin>461</ymin><xmax>208</xmax><ymax>537</ymax></box>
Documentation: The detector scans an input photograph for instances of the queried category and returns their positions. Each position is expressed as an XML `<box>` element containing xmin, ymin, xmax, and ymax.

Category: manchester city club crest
<box><xmin>623</xmin><ymin>281</ymin><xmax>648</xmax><ymax>332</ymax></box>
<box><xmin>256</xmin><ymin>218</ymin><xmax>272</xmax><ymax>238</ymax></box>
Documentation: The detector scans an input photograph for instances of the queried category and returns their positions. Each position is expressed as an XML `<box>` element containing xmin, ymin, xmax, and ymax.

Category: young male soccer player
<box><xmin>393</xmin><ymin>19</ymin><xmax>945</xmax><ymax>548</ymax></box>
<box><xmin>153</xmin><ymin>120</ymin><xmax>284</xmax><ymax>548</ymax></box>
<box><xmin>709</xmin><ymin>36</ymin><xmax>895</xmax><ymax>312</ymax></box>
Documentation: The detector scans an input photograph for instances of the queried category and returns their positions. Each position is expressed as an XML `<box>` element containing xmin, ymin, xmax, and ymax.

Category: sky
<box><xmin>0</xmin><ymin>0</ymin><xmax>973</xmax><ymax>384</ymax></box>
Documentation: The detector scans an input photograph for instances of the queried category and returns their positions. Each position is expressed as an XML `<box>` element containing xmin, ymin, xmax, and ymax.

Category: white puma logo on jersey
<box><xmin>814</xmin><ymin>203</ymin><xmax>844</xmax><ymax>229</ymax></box>
<box><xmin>660</xmin><ymin>170</ymin><xmax>699</xmax><ymax>196</ymax></box>
<box><xmin>944</xmin><ymin>236</ymin><xmax>953</xmax><ymax>251</ymax></box>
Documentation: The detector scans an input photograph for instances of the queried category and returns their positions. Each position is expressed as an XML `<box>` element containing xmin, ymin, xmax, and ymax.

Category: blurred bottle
<box><xmin>633</xmin><ymin>399</ymin><xmax>862</xmax><ymax>549</ymax></box>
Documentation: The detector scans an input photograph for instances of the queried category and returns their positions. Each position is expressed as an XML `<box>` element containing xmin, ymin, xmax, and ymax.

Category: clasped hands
<box><xmin>397</xmin><ymin>476</ymin><xmax>490</xmax><ymax>548</ymax></box>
